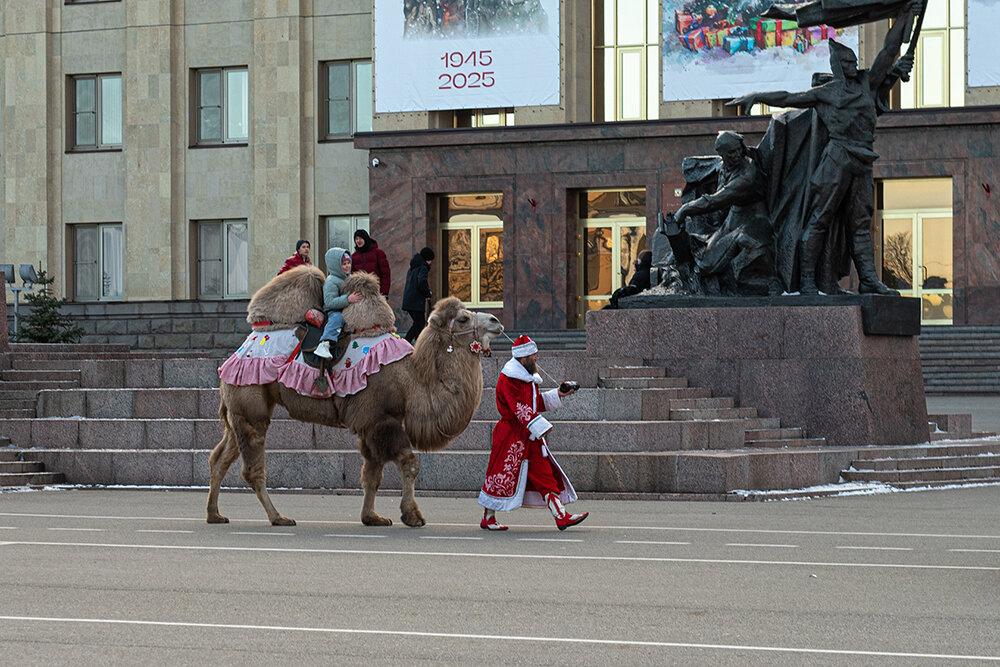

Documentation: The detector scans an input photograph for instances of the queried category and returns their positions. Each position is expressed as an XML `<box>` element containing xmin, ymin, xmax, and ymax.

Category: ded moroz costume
<box><xmin>478</xmin><ymin>334</ymin><xmax>588</xmax><ymax>531</ymax></box>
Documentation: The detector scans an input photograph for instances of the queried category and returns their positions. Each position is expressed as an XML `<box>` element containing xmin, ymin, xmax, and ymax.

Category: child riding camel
<box><xmin>315</xmin><ymin>247</ymin><xmax>363</xmax><ymax>359</ymax></box>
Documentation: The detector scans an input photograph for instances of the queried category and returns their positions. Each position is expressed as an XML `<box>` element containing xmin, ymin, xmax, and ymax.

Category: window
<box><xmin>593</xmin><ymin>0</ymin><xmax>660</xmax><ymax>121</ymax></box>
<box><xmin>65</xmin><ymin>1</ymin><xmax>120</xmax><ymax>4</ymax></box>
<box><xmin>321</xmin><ymin>61</ymin><xmax>372</xmax><ymax>139</ymax></box>
<box><xmin>194</xmin><ymin>68</ymin><xmax>249</xmax><ymax>144</ymax></box>
<box><xmin>438</xmin><ymin>194</ymin><xmax>504</xmax><ymax>307</ymax></box>
<box><xmin>898</xmin><ymin>0</ymin><xmax>964</xmax><ymax>108</ymax></box>
<box><xmin>196</xmin><ymin>220</ymin><xmax>249</xmax><ymax>299</ymax></box>
<box><xmin>72</xmin><ymin>223</ymin><xmax>123</xmax><ymax>301</ymax></box>
<box><xmin>877</xmin><ymin>179</ymin><xmax>953</xmax><ymax>324</ymax></box>
<box><xmin>323</xmin><ymin>215</ymin><xmax>370</xmax><ymax>268</ymax></box>
<box><xmin>68</xmin><ymin>74</ymin><xmax>122</xmax><ymax>150</ymax></box>
<box><xmin>453</xmin><ymin>108</ymin><xmax>515</xmax><ymax>127</ymax></box>
<box><xmin>578</xmin><ymin>189</ymin><xmax>647</xmax><ymax>312</ymax></box>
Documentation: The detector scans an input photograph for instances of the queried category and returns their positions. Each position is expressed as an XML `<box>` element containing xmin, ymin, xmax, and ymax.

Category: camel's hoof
<box><xmin>402</xmin><ymin>510</ymin><xmax>426</xmax><ymax>527</ymax></box>
<box><xmin>362</xmin><ymin>514</ymin><xmax>393</xmax><ymax>527</ymax></box>
<box><xmin>271</xmin><ymin>516</ymin><xmax>296</xmax><ymax>527</ymax></box>
<box><xmin>207</xmin><ymin>514</ymin><xmax>229</xmax><ymax>524</ymax></box>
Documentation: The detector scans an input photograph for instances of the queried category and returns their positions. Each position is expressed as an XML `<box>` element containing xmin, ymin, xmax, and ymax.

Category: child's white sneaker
<box><xmin>314</xmin><ymin>340</ymin><xmax>332</xmax><ymax>359</ymax></box>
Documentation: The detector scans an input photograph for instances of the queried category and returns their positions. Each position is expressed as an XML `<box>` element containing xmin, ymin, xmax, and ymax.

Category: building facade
<box><xmin>1</xmin><ymin>0</ymin><xmax>997</xmax><ymax>342</ymax></box>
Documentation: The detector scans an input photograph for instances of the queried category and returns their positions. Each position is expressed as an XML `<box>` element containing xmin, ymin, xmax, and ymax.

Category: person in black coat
<box><xmin>607</xmin><ymin>250</ymin><xmax>652</xmax><ymax>309</ymax></box>
<box><xmin>402</xmin><ymin>247</ymin><xmax>435</xmax><ymax>343</ymax></box>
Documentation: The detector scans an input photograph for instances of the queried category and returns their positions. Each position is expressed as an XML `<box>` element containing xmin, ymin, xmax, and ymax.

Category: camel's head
<box><xmin>426</xmin><ymin>296</ymin><xmax>504</xmax><ymax>355</ymax></box>
<box><xmin>247</xmin><ymin>264</ymin><xmax>325</xmax><ymax>330</ymax></box>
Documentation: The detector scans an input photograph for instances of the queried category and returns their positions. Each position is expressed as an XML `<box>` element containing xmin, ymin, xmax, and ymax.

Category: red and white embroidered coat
<box><xmin>478</xmin><ymin>357</ymin><xmax>578</xmax><ymax>512</ymax></box>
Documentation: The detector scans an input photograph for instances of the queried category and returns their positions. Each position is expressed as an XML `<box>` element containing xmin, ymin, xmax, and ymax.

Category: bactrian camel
<box><xmin>207</xmin><ymin>265</ymin><xmax>503</xmax><ymax>527</ymax></box>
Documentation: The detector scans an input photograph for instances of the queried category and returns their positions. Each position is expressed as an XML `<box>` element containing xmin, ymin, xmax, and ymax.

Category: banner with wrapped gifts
<box><xmin>662</xmin><ymin>0</ymin><xmax>859</xmax><ymax>102</ymax></box>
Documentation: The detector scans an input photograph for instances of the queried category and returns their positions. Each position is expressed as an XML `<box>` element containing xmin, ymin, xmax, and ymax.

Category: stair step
<box><xmin>670</xmin><ymin>407</ymin><xmax>758</xmax><ymax>420</ymax></box>
<box><xmin>841</xmin><ymin>466</ymin><xmax>1000</xmax><ymax>483</ymax></box>
<box><xmin>599</xmin><ymin>366</ymin><xmax>667</xmax><ymax>378</ymax></box>
<box><xmin>850</xmin><ymin>454</ymin><xmax>1000</xmax><ymax>470</ymax></box>
<box><xmin>0</xmin><ymin>369</ymin><xmax>81</xmax><ymax>382</ymax></box>
<box><xmin>0</xmin><ymin>416</ymin><xmax>758</xmax><ymax>452</ymax></box>
<box><xmin>0</xmin><ymin>461</ymin><xmax>45</xmax><ymax>473</ymax></box>
<box><xmin>0</xmin><ymin>471</ymin><xmax>66</xmax><ymax>486</ymax></box>
<box><xmin>10</xmin><ymin>359</ymin><xmax>90</xmax><ymax>370</ymax></box>
<box><xmin>0</xmin><ymin>380</ymin><xmax>80</xmax><ymax>390</ymax></box>
<box><xmin>599</xmin><ymin>377</ymin><xmax>688</xmax><ymax>389</ymax></box>
<box><xmin>0</xmin><ymin>409</ymin><xmax>35</xmax><ymax>419</ymax></box>
<box><xmin>745</xmin><ymin>438</ymin><xmax>827</xmax><ymax>448</ymax></box>
<box><xmin>10</xmin><ymin>343</ymin><xmax>132</xmax><ymax>353</ymax></box>
<box><xmin>853</xmin><ymin>443</ymin><xmax>1000</xmax><ymax>459</ymax></box>
<box><xmin>745</xmin><ymin>427</ymin><xmax>806</xmax><ymax>441</ymax></box>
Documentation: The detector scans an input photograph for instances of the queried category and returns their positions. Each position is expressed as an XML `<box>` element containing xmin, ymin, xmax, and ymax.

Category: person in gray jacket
<box><xmin>315</xmin><ymin>247</ymin><xmax>363</xmax><ymax>359</ymax></box>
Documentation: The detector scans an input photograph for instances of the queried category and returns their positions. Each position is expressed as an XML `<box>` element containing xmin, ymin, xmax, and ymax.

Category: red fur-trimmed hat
<box><xmin>511</xmin><ymin>334</ymin><xmax>537</xmax><ymax>358</ymax></box>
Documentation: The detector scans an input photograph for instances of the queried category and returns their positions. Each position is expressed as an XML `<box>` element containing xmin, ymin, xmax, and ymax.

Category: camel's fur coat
<box><xmin>208</xmin><ymin>268</ymin><xmax>503</xmax><ymax>527</ymax></box>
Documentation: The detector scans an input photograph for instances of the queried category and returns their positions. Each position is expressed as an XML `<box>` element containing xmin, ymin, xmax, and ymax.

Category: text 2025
<box><xmin>439</xmin><ymin>50</ymin><xmax>495</xmax><ymax>89</ymax></box>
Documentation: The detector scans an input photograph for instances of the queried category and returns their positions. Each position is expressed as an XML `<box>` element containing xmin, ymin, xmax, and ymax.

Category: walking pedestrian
<box><xmin>402</xmin><ymin>247</ymin><xmax>434</xmax><ymax>343</ymax></box>
<box><xmin>478</xmin><ymin>334</ymin><xmax>588</xmax><ymax>531</ymax></box>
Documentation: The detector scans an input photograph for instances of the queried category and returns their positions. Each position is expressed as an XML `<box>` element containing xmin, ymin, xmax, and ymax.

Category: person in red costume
<box><xmin>478</xmin><ymin>334</ymin><xmax>588</xmax><ymax>531</ymax></box>
<box><xmin>277</xmin><ymin>239</ymin><xmax>312</xmax><ymax>275</ymax></box>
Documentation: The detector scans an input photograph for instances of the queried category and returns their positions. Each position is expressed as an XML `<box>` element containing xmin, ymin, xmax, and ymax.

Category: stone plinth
<box><xmin>586</xmin><ymin>295</ymin><xmax>928</xmax><ymax>447</ymax></box>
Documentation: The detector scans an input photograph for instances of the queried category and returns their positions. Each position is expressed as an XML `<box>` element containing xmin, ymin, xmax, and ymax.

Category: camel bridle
<box><xmin>445</xmin><ymin>316</ymin><xmax>485</xmax><ymax>354</ymax></box>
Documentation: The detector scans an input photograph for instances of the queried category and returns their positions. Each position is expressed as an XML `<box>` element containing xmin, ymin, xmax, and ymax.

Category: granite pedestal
<box><xmin>586</xmin><ymin>295</ymin><xmax>929</xmax><ymax>447</ymax></box>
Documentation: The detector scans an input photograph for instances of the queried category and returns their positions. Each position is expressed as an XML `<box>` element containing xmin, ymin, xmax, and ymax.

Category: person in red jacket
<box><xmin>478</xmin><ymin>335</ymin><xmax>588</xmax><ymax>531</ymax></box>
<box><xmin>351</xmin><ymin>229</ymin><xmax>391</xmax><ymax>297</ymax></box>
<box><xmin>277</xmin><ymin>239</ymin><xmax>312</xmax><ymax>275</ymax></box>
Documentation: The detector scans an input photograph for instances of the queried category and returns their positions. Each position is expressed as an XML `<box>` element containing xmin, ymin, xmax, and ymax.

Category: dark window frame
<box><xmin>191</xmin><ymin>66</ymin><xmax>249</xmax><ymax>146</ymax></box>
<box><xmin>67</xmin><ymin>73</ymin><xmax>123</xmax><ymax>151</ymax></box>
<box><xmin>319</xmin><ymin>60</ymin><xmax>372</xmax><ymax>141</ymax></box>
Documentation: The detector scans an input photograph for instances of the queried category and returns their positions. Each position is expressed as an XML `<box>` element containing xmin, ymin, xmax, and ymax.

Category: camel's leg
<box><xmin>206</xmin><ymin>426</ymin><xmax>240</xmax><ymax>524</ymax></box>
<box><xmin>360</xmin><ymin>457</ymin><xmax>392</xmax><ymax>526</ymax></box>
<box><xmin>231</xmin><ymin>414</ymin><xmax>296</xmax><ymax>526</ymax></box>
<box><xmin>396</xmin><ymin>448</ymin><xmax>425</xmax><ymax>528</ymax></box>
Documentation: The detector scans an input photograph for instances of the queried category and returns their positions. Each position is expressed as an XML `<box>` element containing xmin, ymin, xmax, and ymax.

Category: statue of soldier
<box><xmin>658</xmin><ymin>131</ymin><xmax>776</xmax><ymax>296</ymax></box>
<box><xmin>730</xmin><ymin>1</ymin><xmax>919</xmax><ymax>295</ymax></box>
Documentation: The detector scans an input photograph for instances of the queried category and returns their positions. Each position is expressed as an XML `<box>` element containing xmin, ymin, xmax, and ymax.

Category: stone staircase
<box><xmin>0</xmin><ymin>438</ymin><xmax>66</xmax><ymax>487</ymax></box>
<box><xmin>1</xmin><ymin>344</ymin><xmax>993</xmax><ymax>495</ymax></box>
<box><xmin>841</xmin><ymin>442</ymin><xmax>1000</xmax><ymax>488</ymax></box>
<box><xmin>919</xmin><ymin>325</ymin><xmax>1000</xmax><ymax>394</ymax></box>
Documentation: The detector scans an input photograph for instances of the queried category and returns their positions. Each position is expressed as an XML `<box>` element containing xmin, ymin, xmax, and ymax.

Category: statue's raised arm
<box><xmin>869</xmin><ymin>0</ymin><xmax>923</xmax><ymax>92</ymax></box>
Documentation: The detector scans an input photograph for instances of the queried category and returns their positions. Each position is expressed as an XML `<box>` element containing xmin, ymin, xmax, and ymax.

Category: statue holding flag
<box><xmin>729</xmin><ymin>0</ymin><xmax>922</xmax><ymax>294</ymax></box>
<box><xmin>650</xmin><ymin>0</ymin><xmax>925</xmax><ymax>297</ymax></box>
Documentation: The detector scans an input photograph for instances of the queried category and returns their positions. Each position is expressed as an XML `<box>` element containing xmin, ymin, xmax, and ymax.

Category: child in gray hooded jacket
<box><xmin>315</xmin><ymin>247</ymin><xmax>363</xmax><ymax>359</ymax></box>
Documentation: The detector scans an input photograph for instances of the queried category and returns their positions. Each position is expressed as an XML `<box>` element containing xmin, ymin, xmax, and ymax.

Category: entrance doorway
<box><xmin>877</xmin><ymin>179</ymin><xmax>953</xmax><ymax>324</ymax></box>
<box><xmin>577</xmin><ymin>189</ymin><xmax>648</xmax><ymax>321</ymax></box>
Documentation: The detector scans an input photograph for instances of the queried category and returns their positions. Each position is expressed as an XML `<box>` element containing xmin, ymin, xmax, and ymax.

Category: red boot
<box><xmin>480</xmin><ymin>508</ymin><xmax>508</xmax><ymax>531</ymax></box>
<box><xmin>546</xmin><ymin>493</ymin><xmax>588</xmax><ymax>530</ymax></box>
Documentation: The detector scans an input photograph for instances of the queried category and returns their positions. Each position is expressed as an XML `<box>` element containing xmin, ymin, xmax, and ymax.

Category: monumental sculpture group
<box><xmin>652</xmin><ymin>0</ymin><xmax>924</xmax><ymax>298</ymax></box>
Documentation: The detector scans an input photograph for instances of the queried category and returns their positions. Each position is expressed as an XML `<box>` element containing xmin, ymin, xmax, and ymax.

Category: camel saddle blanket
<box><xmin>218</xmin><ymin>328</ymin><xmax>413</xmax><ymax>399</ymax></box>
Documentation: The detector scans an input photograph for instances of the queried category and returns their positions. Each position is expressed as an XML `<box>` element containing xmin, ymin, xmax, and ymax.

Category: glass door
<box><xmin>881</xmin><ymin>209</ymin><xmax>953</xmax><ymax>324</ymax></box>
<box><xmin>578</xmin><ymin>189</ymin><xmax>648</xmax><ymax>320</ymax></box>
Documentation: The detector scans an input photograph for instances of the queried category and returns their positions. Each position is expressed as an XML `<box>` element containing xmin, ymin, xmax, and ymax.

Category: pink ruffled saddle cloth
<box><xmin>218</xmin><ymin>328</ymin><xmax>413</xmax><ymax>398</ymax></box>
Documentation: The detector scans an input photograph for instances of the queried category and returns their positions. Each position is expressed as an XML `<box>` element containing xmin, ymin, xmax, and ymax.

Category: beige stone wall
<box><xmin>2</xmin><ymin>0</ymin><xmax>55</xmax><ymax>296</ymax></box>
<box><xmin>314</xmin><ymin>5</ymin><xmax>371</xmax><ymax>231</ymax></box>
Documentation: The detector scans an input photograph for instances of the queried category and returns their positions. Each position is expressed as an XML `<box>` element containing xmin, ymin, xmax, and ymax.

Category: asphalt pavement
<box><xmin>1</xmin><ymin>487</ymin><xmax>998</xmax><ymax>665</ymax></box>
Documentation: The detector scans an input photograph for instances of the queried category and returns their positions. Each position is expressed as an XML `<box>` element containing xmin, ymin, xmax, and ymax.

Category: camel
<box><xmin>207</xmin><ymin>265</ymin><xmax>503</xmax><ymax>527</ymax></box>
